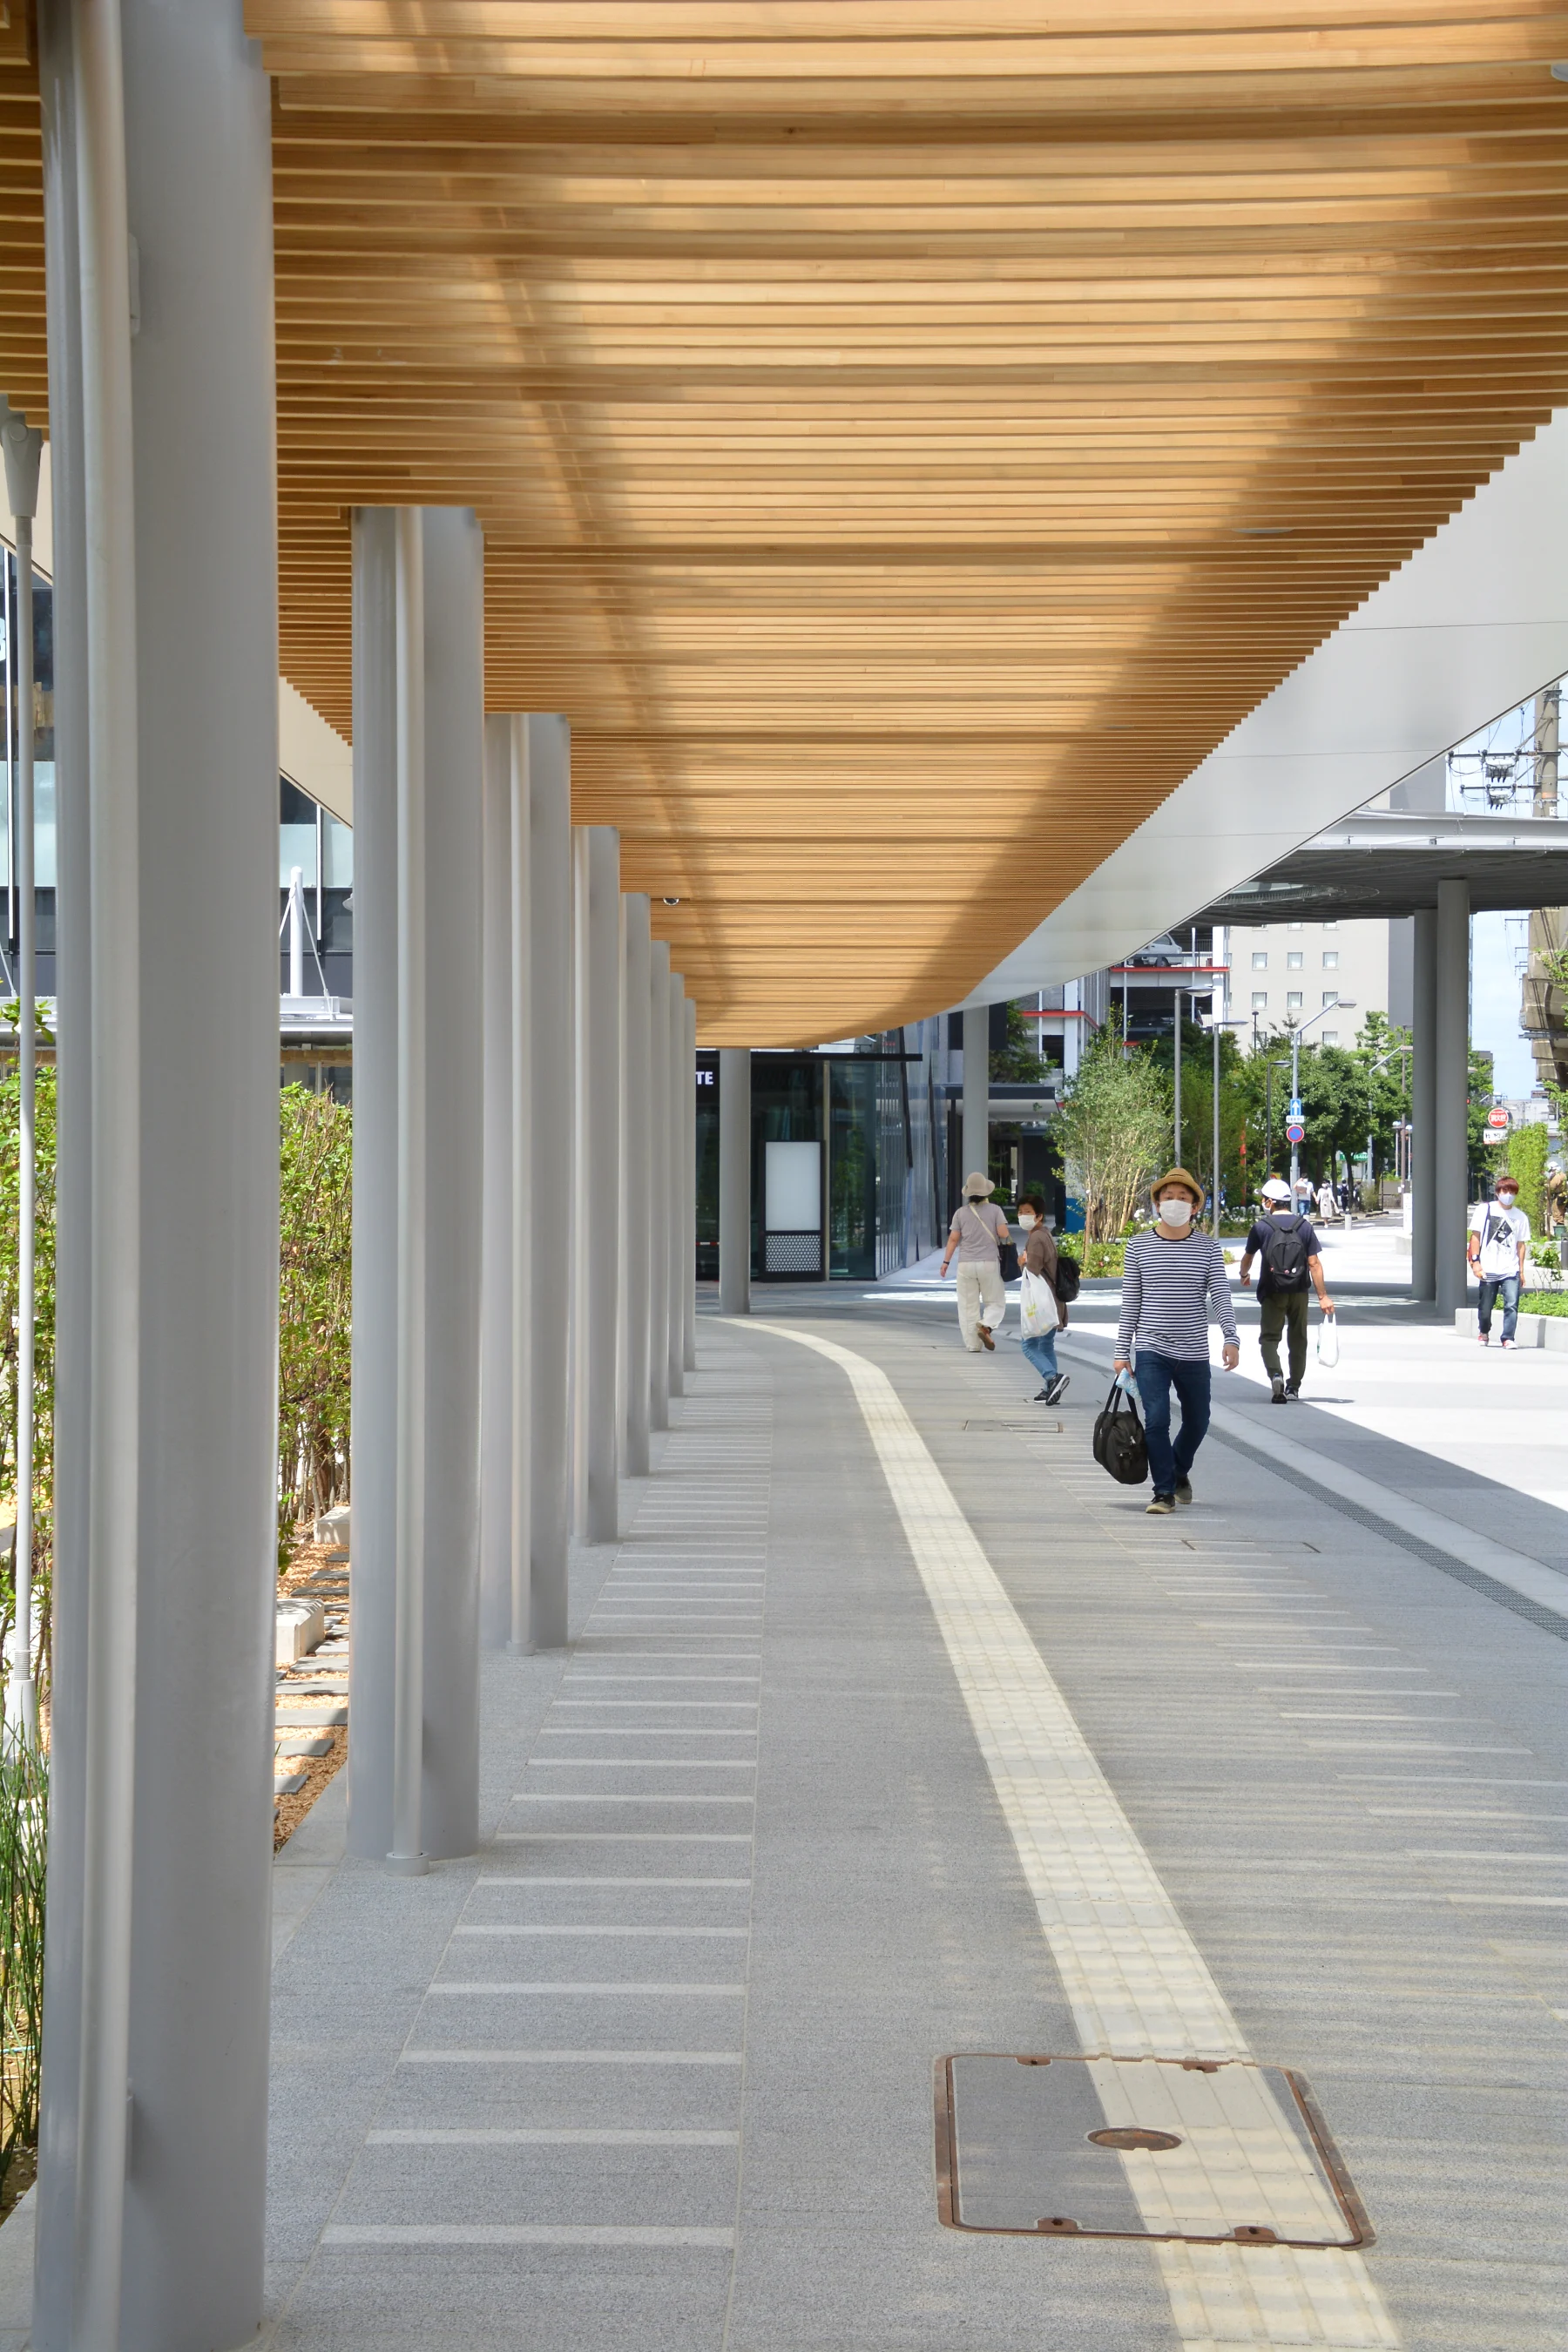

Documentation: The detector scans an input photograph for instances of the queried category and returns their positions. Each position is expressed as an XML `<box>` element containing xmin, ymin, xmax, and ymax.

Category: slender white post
<box><xmin>648</xmin><ymin>939</ymin><xmax>672</xmax><ymax>1431</ymax></box>
<box><xmin>507</xmin><ymin>718</ymin><xmax>531</xmax><ymax>1651</ymax></box>
<box><xmin>0</xmin><ymin>405</ymin><xmax>43</xmax><ymax>1745</ymax></box>
<box><xmin>1411</xmin><ymin>907</ymin><xmax>1436</xmax><ymax>1301</ymax></box>
<box><xmin>962</xmin><ymin>1003</ymin><xmax>988</xmax><ymax>1187</ymax></box>
<box><xmin>620</xmin><ymin>896</ymin><xmax>652</xmax><ymax>1476</ymax></box>
<box><xmin>387</xmin><ymin>506</ymin><xmax>428</xmax><ymax>1877</ymax></box>
<box><xmin>72</xmin><ymin>0</ymin><xmax>142</xmax><ymax>2332</ymax></box>
<box><xmin>683</xmin><ymin>994</ymin><xmax>699</xmax><ymax>1373</ymax></box>
<box><xmin>666</xmin><ymin>974</ymin><xmax>686</xmax><ymax>1400</ymax></box>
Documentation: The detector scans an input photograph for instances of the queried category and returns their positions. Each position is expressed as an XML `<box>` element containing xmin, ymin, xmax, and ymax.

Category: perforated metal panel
<box><xmin>936</xmin><ymin>2055</ymin><xmax>1371</xmax><ymax>2247</ymax></box>
<box><xmin>764</xmin><ymin>1229</ymin><xmax>822</xmax><ymax>1274</ymax></box>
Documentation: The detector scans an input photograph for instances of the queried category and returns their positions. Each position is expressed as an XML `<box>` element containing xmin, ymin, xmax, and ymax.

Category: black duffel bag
<box><xmin>1092</xmin><ymin>1376</ymin><xmax>1148</xmax><ymax>1487</ymax></box>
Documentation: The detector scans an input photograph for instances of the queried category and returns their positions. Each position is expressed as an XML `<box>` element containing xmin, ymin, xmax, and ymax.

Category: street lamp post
<box><xmin>1206</xmin><ymin>1013</ymin><xmax>1250</xmax><ymax>1235</ymax></box>
<box><xmin>1288</xmin><ymin>998</ymin><xmax>1356</xmax><ymax>1200</ymax></box>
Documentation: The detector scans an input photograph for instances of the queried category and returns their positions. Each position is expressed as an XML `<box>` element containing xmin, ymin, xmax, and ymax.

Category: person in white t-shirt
<box><xmin>1467</xmin><ymin>1175</ymin><xmax>1530</xmax><ymax>1348</ymax></box>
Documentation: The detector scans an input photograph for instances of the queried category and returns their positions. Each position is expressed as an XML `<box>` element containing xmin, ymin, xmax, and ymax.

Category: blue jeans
<box><xmin>1133</xmin><ymin>1351</ymin><xmax>1213</xmax><ymax>1497</ymax></box>
<box><xmin>1021</xmin><ymin>1329</ymin><xmax>1059</xmax><ymax>1382</ymax></box>
<box><xmin>1477</xmin><ymin>1272</ymin><xmax>1521</xmax><ymax>1342</ymax></box>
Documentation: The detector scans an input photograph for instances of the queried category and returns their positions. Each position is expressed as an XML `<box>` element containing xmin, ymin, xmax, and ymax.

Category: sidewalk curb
<box><xmin>1058</xmin><ymin>1333</ymin><xmax>1568</xmax><ymax>1643</ymax></box>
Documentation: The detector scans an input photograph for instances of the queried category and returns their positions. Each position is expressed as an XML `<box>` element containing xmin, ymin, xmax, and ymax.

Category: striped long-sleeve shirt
<box><xmin>1116</xmin><ymin>1228</ymin><xmax>1239</xmax><ymax>1362</ymax></box>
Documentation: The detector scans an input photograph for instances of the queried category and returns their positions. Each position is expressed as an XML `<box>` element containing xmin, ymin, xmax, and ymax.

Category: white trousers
<box><xmin>956</xmin><ymin>1261</ymin><xmax>1006</xmax><ymax>1350</ymax></box>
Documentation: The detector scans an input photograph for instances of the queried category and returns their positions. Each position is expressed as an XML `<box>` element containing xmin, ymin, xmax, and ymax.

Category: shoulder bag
<box><xmin>1092</xmin><ymin>1376</ymin><xmax>1149</xmax><ymax>1487</ymax></box>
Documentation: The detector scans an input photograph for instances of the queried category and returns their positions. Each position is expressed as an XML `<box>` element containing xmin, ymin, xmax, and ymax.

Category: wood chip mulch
<box><xmin>274</xmin><ymin>1526</ymin><xmax>350</xmax><ymax>1853</ymax></box>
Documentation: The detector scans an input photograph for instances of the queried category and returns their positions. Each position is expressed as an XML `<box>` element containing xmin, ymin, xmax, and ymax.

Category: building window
<box><xmin>1252</xmin><ymin>990</ymin><xmax>1267</xmax><ymax>1010</ymax></box>
<box><xmin>1322</xmin><ymin>990</ymin><xmax>1339</xmax><ymax>1010</ymax></box>
<box><xmin>1287</xmin><ymin>950</ymin><xmax>1303</xmax><ymax>969</ymax></box>
<box><xmin>1252</xmin><ymin>951</ymin><xmax>1267</xmax><ymax>970</ymax></box>
<box><xmin>1321</xmin><ymin>1031</ymin><xmax>1339</xmax><ymax>1046</ymax></box>
<box><xmin>1287</xmin><ymin>991</ymin><xmax>1302</xmax><ymax>1012</ymax></box>
<box><xmin>1321</xmin><ymin>950</ymin><xmax>1338</xmax><ymax>969</ymax></box>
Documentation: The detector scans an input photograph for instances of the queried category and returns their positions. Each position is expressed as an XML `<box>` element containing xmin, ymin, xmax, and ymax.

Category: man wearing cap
<box><xmin>1113</xmin><ymin>1167</ymin><xmax>1240</xmax><ymax>1514</ymax></box>
<box><xmin>1240</xmin><ymin>1176</ymin><xmax>1335</xmax><ymax>1402</ymax></box>
<box><xmin>939</xmin><ymin>1172</ymin><xmax>1012</xmax><ymax>1352</ymax></box>
<box><xmin>1468</xmin><ymin>1173</ymin><xmax>1530</xmax><ymax>1348</ymax></box>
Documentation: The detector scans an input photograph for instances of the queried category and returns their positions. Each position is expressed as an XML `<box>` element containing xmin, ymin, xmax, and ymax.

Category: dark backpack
<box><xmin>1260</xmin><ymin>1214</ymin><xmax>1311</xmax><ymax>1290</ymax></box>
<box><xmin>1092</xmin><ymin>1379</ymin><xmax>1148</xmax><ymax>1487</ymax></box>
<box><xmin>1052</xmin><ymin>1246</ymin><xmax>1081</xmax><ymax>1303</ymax></box>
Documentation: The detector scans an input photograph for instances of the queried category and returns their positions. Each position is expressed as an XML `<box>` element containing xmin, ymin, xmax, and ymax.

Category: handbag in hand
<box><xmin>1092</xmin><ymin>1377</ymin><xmax>1149</xmax><ymax>1486</ymax></box>
<box><xmin>997</xmin><ymin>1239</ymin><xmax>1020</xmax><ymax>1281</ymax></box>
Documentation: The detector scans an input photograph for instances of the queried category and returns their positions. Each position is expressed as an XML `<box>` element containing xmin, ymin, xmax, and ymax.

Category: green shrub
<box><xmin>0</xmin><ymin>1068</ymin><xmax>56</xmax><ymax>1708</ymax></box>
<box><xmin>0</xmin><ymin>1734</ymin><xmax>45</xmax><ymax>2200</ymax></box>
<box><xmin>1503</xmin><ymin>1119</ymin><xmax>1549</xmax><ymax>1233</ymax></box>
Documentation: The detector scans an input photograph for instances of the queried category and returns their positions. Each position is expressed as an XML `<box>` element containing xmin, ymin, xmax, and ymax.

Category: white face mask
<box><xmin>1497</xmin><ymin>1193</ymin><xmax>1518</xmax><ymax>1209</ymax></box>
<box><xmin>1018</xmin><ymin>1211</ymin><xmax>1037</xmax><ymax>1228</ymax></box>
<box><xmin>1157</xmin><ymin>1197</ymin><xmax>1193</xmax><ymax>1229</ymax></box>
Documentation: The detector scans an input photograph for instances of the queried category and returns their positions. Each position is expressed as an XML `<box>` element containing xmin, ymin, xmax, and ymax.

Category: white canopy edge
<box><xmin>967</xmin><ymin>407</ymin><xmax>1568</xmax><ymax>1003</ymax></box>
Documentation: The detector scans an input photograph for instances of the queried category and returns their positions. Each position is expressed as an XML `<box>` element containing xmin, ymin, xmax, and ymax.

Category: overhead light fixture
<box><xmin>662</xmin><ymin>896</ymin><xmax>681</xmax><ymax>906</ymax></box>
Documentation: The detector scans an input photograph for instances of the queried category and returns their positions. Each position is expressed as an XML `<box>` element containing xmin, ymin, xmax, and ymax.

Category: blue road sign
<box><xmin>1286</xmin><ymin>1120</ymin><xmax>1306</xmax><ymax>1144</ymax></box>
<box><xmin>1288</xmin><ymin>1098</ymin><xmax>1303</xmax><ymax>1119</ymax></box>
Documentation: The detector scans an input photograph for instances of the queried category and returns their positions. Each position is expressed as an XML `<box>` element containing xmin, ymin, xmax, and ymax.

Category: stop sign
<box><xmin>1487</xmin><ymin>1108</ymin><xmax>1510</xmax><ymax>1129</ymax></box>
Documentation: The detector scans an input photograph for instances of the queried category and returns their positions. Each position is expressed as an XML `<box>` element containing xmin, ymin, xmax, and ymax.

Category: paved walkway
<box><xmin>261</xmin><ymin>1285</ymin><xmax>1567</xmax><ymax>2350</ymax></box>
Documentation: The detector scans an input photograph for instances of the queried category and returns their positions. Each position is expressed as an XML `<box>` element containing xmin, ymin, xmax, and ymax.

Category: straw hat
<box><xmin>1151</xmin><ymin>1166</ymin><xmax>1204</xmax><ymax>1206</ymax></box>
<box><xmin>962</xmin><ymin>1171</ymin><xmax>995</xmax><ymax>1199</ymax></box>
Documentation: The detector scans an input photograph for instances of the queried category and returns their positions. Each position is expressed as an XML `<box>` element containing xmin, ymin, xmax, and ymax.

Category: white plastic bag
<box><xmin>1316</xmin><ymin>1311</ymin><xmax>1340</xmax><ymax>1369</ymax></box>
<box><xmin>1019</xmin><ymin>1268</ymin><xmax>1057</xmax><ymax>1338</ymax></box>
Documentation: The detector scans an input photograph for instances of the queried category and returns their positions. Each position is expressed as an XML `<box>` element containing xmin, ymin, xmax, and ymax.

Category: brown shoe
<box><xmin>977</xmin><ymin>1323</ymin><xmax>995</xmax><ymax>1350</ymax></box>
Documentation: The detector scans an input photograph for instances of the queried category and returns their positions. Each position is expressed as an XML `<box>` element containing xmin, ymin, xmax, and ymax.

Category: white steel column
<box><xmin>683</xmin><ymin>996</ymin><xmax>699</xmax><ymax>1372</ymax></box>
<box><xmin>569</xmin><ymin>827</ymin><xmax>589</xmax><ymax>1531</ymax></box>
<box><xmin>666</xmin><ymin>973</ymin><xmax>687</xmax><ymax>1400</ymax></box>
<box><xmin>36</xmin><ymin>6</ymin><xmax>278</xmax><ymax>2345</ymax></box>
<box><xmin>620</xmin><ymin>895</ymin><xmax>652</xmax><ymax>1476</ymax></box>
<box><xmin>648</xmin><ymin>938</ymin><xmax>672</xmax><ymax>1430</ymax></box>
<box><xmin>506</xmin><ymin>719</ymin><xmax>531</xmax><ymax>1651</ymax></box>
<box><xmin>480</xmin><ymin>715</ymin><xmax>534</xmax><ymax>1655</ymax></box>
<box><xmin>1434</xmin><ymin>878</ymin><xmax>1472</xmax><ymax>1321</ymax></box>
<box><xmin>479</xmin><ymin>715</ymin><xmax>514</xmax><ymax>1647</ymax></box>
<box><xmin>719</xmin><ymin>1047</ymin><xmax>752</xmax><ymax>1315</ymax></box>
<box><xmin>528</xmin><ymin>715</ymin><xmax>572</xmax><ymax>1647</ymax></box>
<box><xmin>347</xmin><ymin>509</ymin><xmax>399</xmax><ymax>1858</ymax></box>
<box><xmin>386</xmin><ymin>504</ymin><xmax>428</xmax><ymax>1878</ymax></box>
<box><xmin>416</xmin><ymin>507</ymin><xmax>484</xmax><ymax>1856</ymax></box>
<box><xmin>348</xmin><ymin>507</ymin><xmax>484</xmax><ymax>1869</ymax></box>
<box><xmin>1411</xmin><ymin>906</ymin><xmax>1437</xmax><ymax>1301</ymax></box>
<box><xmin>963</xmin><ymin>1002</ymin><xmax>989</xmax><ymax>1184</ymax></box>
<box><xmin>583</xmin><ymin>828</ymin><xmax>622</xmax><ymax>1542</ymax></box>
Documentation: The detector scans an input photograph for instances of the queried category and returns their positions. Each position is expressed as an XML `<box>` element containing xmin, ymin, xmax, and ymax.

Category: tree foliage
<box><xmin>1054</xmin><ymin>1024</ymin><xmax>1171</xmax><ymax>1239</ymax></box>
<box><xmin>989</xmin><ymin>1000</ymin><xmax>1051</xmax><ymax>1084</ymax></box>
<box><xmin>1502</xmin><ymin>1118</ymin><xmax>1549</xmax><ymax>1229</ymax></box>
<box><xmin>277</xmin><ymin>1084</ymin><xmax>353</xmax><ymax>1554</ymax></box>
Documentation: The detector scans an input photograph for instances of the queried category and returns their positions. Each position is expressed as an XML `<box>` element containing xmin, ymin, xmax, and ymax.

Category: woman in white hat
<box><xmin>938</xmin><ymin>1172</ymin><xmax>1012</xmax><ymax>1352</ymax></box>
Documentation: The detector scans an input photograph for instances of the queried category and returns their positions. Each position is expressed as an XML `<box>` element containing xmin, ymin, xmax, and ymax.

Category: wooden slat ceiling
<box><xmin>10</xmin><ymin>11</ymin><xmax>1568</xmax><ymax>1037</ymax></box>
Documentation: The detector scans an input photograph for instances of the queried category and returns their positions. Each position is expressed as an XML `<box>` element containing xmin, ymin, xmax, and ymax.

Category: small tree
<box><xmin>277</xmin><ymin>1085</ymin><xmax>353</xmax><ymax>1555</ymax></box>
<box><xmin>1053</xmin><ymin>1024</ymin><xmax>1171</xmax><ymax>1239</ymax></box>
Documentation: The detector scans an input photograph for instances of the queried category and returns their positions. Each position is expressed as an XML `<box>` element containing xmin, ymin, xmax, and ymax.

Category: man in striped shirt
<box><xmin>1113</xmin><ymin>1166</ymin><xmax>1240</xmax><ymax>1515</ymax></box>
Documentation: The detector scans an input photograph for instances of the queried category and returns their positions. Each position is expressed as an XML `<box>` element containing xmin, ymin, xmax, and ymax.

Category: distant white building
<box><xmin>1227</xmin><ymin>915</ymin><xmax>1409</xmax><ymax>1043</ymax></box>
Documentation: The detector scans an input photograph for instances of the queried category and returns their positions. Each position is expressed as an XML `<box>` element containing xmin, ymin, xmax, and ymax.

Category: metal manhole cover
<box><xmin>936</xmin><ymin>2055</ymin><xmax>1371</xmax><ymax>2247</ymax></box>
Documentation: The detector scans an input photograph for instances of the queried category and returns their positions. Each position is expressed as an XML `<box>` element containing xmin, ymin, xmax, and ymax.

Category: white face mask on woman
<box><xmin>1156</xmin><ymin>1197</ymin><xmax>1193</xmax><ymax>1230</ymax></box>
<box><xmin>1017</xmin><ymin>1211</ymin><xmax>1037</xmax><ymax>1229</ymax></box>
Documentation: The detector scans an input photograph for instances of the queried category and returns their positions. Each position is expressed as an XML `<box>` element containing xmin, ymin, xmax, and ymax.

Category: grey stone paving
<box><xmin>263</xmin><ymin>1296</ymin><xmax>1568</xmax><ymax>2351</ymax></box>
